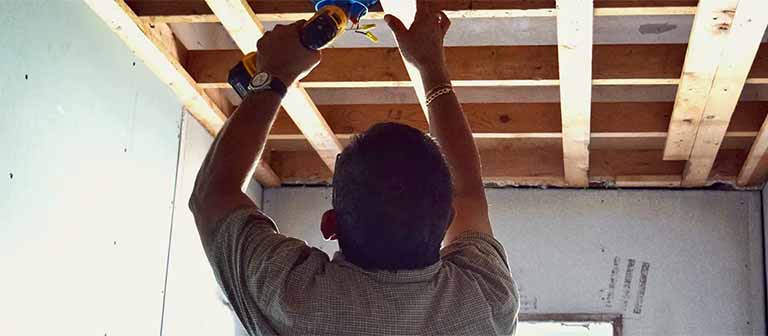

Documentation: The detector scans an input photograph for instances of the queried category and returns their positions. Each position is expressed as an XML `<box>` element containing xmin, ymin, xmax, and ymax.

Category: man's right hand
<box><xmin>384</xmin><ymin>3</ymin><xmax>451</xmax><ymax>74</ymax></box>
<box><xmin>386</xmin><ymin>3</ymin><xmax>492</xmax><ymax>243</ymax></box>
<box><xmin>256</xmin><ymin>20</ymin><xmax>322</xmax><ymax>86</ymax></box>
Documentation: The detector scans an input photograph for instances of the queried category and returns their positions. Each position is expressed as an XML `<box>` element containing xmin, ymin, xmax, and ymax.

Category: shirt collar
<box><xmin>332</xmin><ymin>252</ymin><xmax>442</xmax><ymax>284</ymax></box>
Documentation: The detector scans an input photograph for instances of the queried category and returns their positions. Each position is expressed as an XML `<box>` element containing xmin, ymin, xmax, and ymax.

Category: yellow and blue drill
<box><xmin>229</xmin><ymin>0</ymin><xmax>379</xmax><ymax>98</ymax></box>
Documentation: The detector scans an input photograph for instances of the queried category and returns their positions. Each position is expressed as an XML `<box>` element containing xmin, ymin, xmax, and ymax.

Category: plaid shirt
<box><xmin>208</xmin><ymin>208</ymin><xmax>519</xmax><ymax>335</ymax></box>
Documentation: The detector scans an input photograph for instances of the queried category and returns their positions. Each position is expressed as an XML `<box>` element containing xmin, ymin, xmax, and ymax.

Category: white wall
<box><xmin>161</xmin><ymin>115</ymin><xmax>262</xmax><ymax>336</ymax></box>
<box><xmin>0</xmin><ymin>1</ymin><xmax>183</xmax><ymax>335</ymax></box>
<box><xmin>263</xmin><ymin>187</ymin><xmax>766</xmax><ymax>336</ymax></box>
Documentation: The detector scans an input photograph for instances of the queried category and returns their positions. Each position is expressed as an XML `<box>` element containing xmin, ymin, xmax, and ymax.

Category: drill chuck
<box><xmin>301</xmin><ymin>5</ymin><xmax>348</xmax><ymax>51</ymax></box>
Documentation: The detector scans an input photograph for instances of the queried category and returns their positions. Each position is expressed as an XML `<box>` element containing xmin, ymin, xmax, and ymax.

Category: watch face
<box><xmin>248</xmin><ymin>72</ymin><xmax>271</xmax><ymax>91</ymax></box>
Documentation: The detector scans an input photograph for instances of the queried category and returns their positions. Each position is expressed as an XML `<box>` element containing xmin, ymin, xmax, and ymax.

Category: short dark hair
<box><xmin>333</xmin><ymin>122</ymin><xmax>453</xmax><ymax>270</ymax></box>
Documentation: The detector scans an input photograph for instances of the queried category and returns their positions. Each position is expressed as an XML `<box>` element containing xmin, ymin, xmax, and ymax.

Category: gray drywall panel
<box><xmin>162</xmin><ymin>114</ymin><xmax>264</xmax><ymax>336</ymax></box>
<box><xmin>162</xmin><ymin>114</ymin><xmax>243</xmax><ymax>335</ymax></box>
<box><xmin>264</xmin><ymin>187</ymin><xmax>337</xmax><ymax>254</ymax></box>
<box><xmin>0</xmin><ymin>1</ymin><xmax>182</xmax><ymax>335</ymax></box>
<box><xmin>263</xmin><ymin>187</ymin><xmax>766</xmax><ymax>336</ymax></box>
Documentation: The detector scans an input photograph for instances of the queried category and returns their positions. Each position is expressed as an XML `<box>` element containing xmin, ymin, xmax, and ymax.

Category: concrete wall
<box><xmin>263</xmin><ymin>187</ymin><xmax>766</xmax><ymax>336</ymax></box>
<box><xmin>0</xmin><ymin>1</ymin><xmax>183</xmax><ymax>335</ymax></box>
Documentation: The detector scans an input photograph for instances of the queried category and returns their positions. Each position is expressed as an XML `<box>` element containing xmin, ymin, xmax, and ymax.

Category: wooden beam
<box><xmin>615</xmin><ymin>175</ymin><xmax>682</xmax><ymax>187</ymax></box>
<box><xmin>267</xmin><ymin>132</ymin><xmax>756</xmax><ymax>152</ymax></box>
<box><xmin>268</xmin><ymin>146</ymin><xmax>749</xmax><ymax>187</ymax></box>
<box><xmin>149</xmin><ymin>21</ymin><xmax>277</xmax><ymax>186</ymax></box>
<box><xmin>265</xmin><ymin>101</ymin><xmax>763</xmax><ymax>155</ymax></box>
<box><xmin>84</xmin><ymin>0</ymin><xmax>224</xmax><ymax>133</ymax></box>
<box><xmin>204</xmin><ymin>0</ymin><xmax>342</xmax><ymax>170</ymax></box>
<box><xmin>197</xmin><ymin>77</ymin><xmax>768</xmax><ymax>89</ymax></box>
<box><xmin>186</xmin><ymin>44</ymin><xmax>768</xmax><ymax>90</ymax></box>
<box><xmin>738</xmin><ymin>116</ymin><xmax>768</xmax><ymax>186</ymax></box>
<box><xmin>556</xmin><ymin>0</ymin><xmax>593</xmax><ymax>186</ymax></box>
<box><xmin>379</xmin><ymin>0</ymin><xmax>429</xmax><ymax>117</ymax></box>
<box><xmin>682</xmin><ymin>0</ymin><xmax>768</xmax><ymax>186</ymax></box>
<box><xmin>663</xmin><ymin>0</ymin><xmax>740</xmax><ymax>160</ymax></box>
<box><xmin>138</xmin><ymin>7</ymin><xmax>698</xmax><ymax>23</ymax></box>
<box><xmin>128</xmin><ymin>1</ymin><xmax>698</xmax><ymax>23</ymax></box>
<box><xmin>269</xmin><ymin>102</ymin><xmax>768</xmax><ymax>136</ymax></box>
<box><xmin>145</xmin><ymin>21</ymin><xmax>187</xmax><ymax>65</ymax></box>
<box><xmin>82</xmin><ymin>0</ymin><xmax>280</xmax><ymax>187</ymax></box>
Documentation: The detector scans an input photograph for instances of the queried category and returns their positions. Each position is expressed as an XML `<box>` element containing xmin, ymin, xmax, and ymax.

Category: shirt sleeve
<box><xmin>206</xmin><ymin>207</ymin><xmax>331</xmax><ymax>334</ymax></box>
<box><xmin>441</xmin><ymin>231</ymin><xmax>520</xmax><ymax>334</ymax></box>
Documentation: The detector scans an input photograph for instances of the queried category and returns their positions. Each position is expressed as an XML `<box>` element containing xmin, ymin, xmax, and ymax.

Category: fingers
<box><xmin>290</xmin><ymin>19</ymin><xmax>307</xmax><ymax>31</ymax></box>
<box><xmin>439</xmin><ymin>11</ymin><xmax>451</xmax><ymax>32</ymax></box>
<box><xmin>273</xmin><ymin>20</ymin><xmax>304</xmax><ymax>34</ymax></box>
<box><xmin>415</xmin><ymin>0</ymin><xmax>432</xmax><ymax>19</ymax></box>
<box><xmin>384</xmin><ymin>14</ymin><xmax>408</xmax><ymax>36</ymax></box>
<box><xmin>257</xmin><ymin>35</ymin><xmax>266</xmax><ymax>49</ymax></box>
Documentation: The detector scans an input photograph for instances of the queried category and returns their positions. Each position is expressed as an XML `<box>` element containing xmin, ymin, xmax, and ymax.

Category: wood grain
<box><xmin>84</xmin><ymin>0</ymin><xmax>280</xmax><ymax>187</ymax></box>
<box><xmin>268</xmin><ymin>146</ymin><xmax>747</xmax><ymax>187</ymax></box>
<box><xmin>128</xmin><ymin>0</ymin><xmax>698</xmax><ymax>19</ymax></box>
<box><xmin>683</xmin><ymin>0</ymin><xmax>768</xmax><ymax>185</ymax></box>
<box><xmin>187</xmin><ymin>45</ymin><xmax>768</xmax><ymax>88</ymax></box>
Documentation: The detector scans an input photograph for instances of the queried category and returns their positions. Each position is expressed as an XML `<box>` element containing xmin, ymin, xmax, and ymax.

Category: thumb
<box><xmin>384</xmin><ymin>14</ymin><xmax>407</xmax><ymax>36</ymax></box>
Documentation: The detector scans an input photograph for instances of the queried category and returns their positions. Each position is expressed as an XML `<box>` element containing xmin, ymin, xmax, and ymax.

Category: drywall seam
<box><xmin>160</xmin><ymin>108</ymin><xmax>188</xmax><ymax>335</ymax></box>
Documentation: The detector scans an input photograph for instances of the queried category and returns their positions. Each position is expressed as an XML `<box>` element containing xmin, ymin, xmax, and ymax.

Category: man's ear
<box><xmin>321</xmin><ymin>209</ymin><xmax>338</xmax><ymax>241</ymax></box>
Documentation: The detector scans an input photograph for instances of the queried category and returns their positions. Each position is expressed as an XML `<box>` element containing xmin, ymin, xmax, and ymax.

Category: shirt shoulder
<box><xmin>440</xmin><ymin>231</ymin><xmax>520</xmax><ymax>333</ymax></box>
<box><xmin>208</xmin><ymin>207</ymin><xmax>332</xmax><ymax>335</ymax></box>
<box><xmin>441</xmin><ymin>231</ymin><xmax>511</xmax><ymax>270</ymax></box>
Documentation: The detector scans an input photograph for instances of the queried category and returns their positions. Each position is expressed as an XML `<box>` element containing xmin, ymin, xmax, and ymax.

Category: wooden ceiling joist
<box><xmin>127</xmin><ymin>0</ymin><xmax>698</xmax><ymax>23</ymax></box>
<box><xmin>82</xmin><ymin>0</ymin><xmax>280</xmax><ymax>187</ymax></box>
<box><xmin>681</xmin><ymin>0</ymin><xmax>768</xmax><ymax>186</ymax></box>
<box><xmin>185</xmin><ymin>45</ymin><xmax>768</xmax><ymax>90</ymax></box>
<box><xmin>266</xmin><ymin>132</ymin><xmax>757</xmax><ymax>152</ymax></box>
<box><xmin>663</xmin><ymin>0</ymin><xmax>741</xmax><ymax>161</ymax></box>
<box><xmin>268</xmin><ymin>146</ymin><xmax>748</xmax><ymax>187</ymax></box>
<box><xmin>101</xmin><ymin>0</ymin><xmax>768</xmax><ymax>189</ymax></box>
<box><xmin>268</xmin><ymin>101</ymin><xmax>768</xmax><ymax>136</ymax></box>
<box><xmin>204</xmin><ymin>0</ymin><xmax>342</xmax><ymax>171</ymax></box>
<box><xmin>555</xmin><ymin>0</ymin><xmax>593</xmax><ymax>186</ymax></box>
<box><xmin>738</xmin><ymin>117</ymin><xmax>768</xmax><ymax>186</ymax></box>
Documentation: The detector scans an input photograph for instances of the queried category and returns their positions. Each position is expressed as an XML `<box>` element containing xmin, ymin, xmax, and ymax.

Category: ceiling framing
<box><xmin>85</xmin><ymin>0</ymin><xmax>768</xmax><ymax>188</ymax></box>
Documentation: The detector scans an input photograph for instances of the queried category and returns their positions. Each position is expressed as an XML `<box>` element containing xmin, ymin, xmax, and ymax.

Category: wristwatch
<box><xmin>246</xmin><ymin>72</ymin><xmax>287</xmax><ymax>99</ymax></box>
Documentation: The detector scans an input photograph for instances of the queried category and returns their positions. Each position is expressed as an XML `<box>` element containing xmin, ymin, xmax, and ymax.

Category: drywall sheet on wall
<box><xmin>0</xmin><ymin>1</ymin><xmax>183</xmax><ymax>335</ymax></box>
<box><xmin>162</xmin><ymin>114</ymin><xmax>264</xmax><ymax>336</ymax></box>
<box><xmin>263</xmin><ymin>188</ymin><xmax>765</xmax><ymax>336</ymax></box>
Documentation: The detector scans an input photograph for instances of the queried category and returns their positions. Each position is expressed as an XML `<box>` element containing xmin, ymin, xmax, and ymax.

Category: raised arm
<box><xmin>189</xmin><ymin>21</ymin><xmax>321</xmax><ymax>246</ymax></box>
<box><xmin>385</xmin><ymin>5</ymin><xmax>491</xmax><ymax>243</ymax></box>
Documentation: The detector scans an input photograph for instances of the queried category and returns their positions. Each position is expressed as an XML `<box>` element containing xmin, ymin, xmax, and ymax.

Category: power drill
<box><xmin>229</xmin><ymin>0</ymin><xmax>379</xmax><ymax>98</ymax></box>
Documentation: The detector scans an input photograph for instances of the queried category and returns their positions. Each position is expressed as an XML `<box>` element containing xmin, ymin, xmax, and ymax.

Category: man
<box><xmin>190</xmin><ymin>3</ymin><xmax>519</xmax><ymax>335</ymax></box>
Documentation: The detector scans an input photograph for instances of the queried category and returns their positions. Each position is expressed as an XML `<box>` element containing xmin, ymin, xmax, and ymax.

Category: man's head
<box><xmin>323</xmin><ymin>122</ymin><xmax>453</xmax><ymax>270</ymax></box>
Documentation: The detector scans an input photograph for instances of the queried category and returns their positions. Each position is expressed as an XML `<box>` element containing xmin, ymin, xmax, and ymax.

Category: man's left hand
<box><xmin>257</xmin><ymin>20</ymin><xmax>322</xmax><ymax>86</ymax></box>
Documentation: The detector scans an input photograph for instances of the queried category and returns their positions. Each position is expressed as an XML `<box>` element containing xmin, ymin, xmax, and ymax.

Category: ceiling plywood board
<box><xmin>268</xmin><ymin>16</ymin><xmax>760</xmax><ymax>48</ymax></box>
<box><xmin>263</xmin><ymin>16</ymin><xmax>694</xmax><ymax>48</ymax></box>
<box><xmin>741</xmin><ymin>84</ymin><xmax>768</xmax><ymax>101</ymax></box>
<box><xmin>169</xmin><ymin>23</ymin><xmax>237</xmax><ymax>50</ymax></box>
